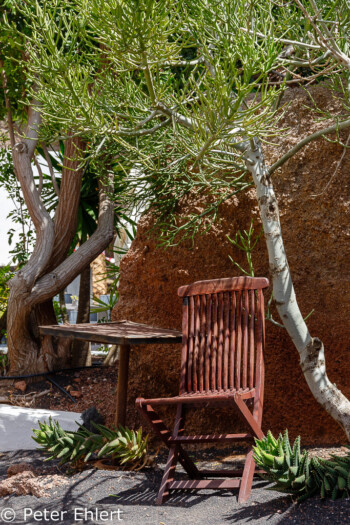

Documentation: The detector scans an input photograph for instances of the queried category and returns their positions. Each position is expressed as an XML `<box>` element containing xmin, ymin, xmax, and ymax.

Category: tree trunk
<box><xmin>71</xmin><ymin>264</ymin><xmax>92</xmax><ymax>367</ymax></box>
<box><xmin>7</xmin><ymin>113</ymin><xmax>115</xmax><ymax>375</ymax></box>
<box><xmin>245</xmin><ymin>138</ymin><xmax>350</xmax><ymax>439</ymax></box>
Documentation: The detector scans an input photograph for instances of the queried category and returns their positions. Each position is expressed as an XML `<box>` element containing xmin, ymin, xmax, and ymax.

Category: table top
<box><xmin>39</xmin><ymin>320</ymin><xmax>182</xmax><ymax>345</ymax></box>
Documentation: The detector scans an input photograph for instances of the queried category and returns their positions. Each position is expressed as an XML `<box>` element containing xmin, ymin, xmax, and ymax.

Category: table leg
<box><xmin>115</xmin><ymin>343</ymin><xmax>130</xmax><ymax>427</ymax></box>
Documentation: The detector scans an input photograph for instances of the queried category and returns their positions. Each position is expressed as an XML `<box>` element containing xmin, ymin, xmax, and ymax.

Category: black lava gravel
<box><xmin>1</xmin><ymin>450</ymin><xmax>350</xmax><ymax>525</ymax></box>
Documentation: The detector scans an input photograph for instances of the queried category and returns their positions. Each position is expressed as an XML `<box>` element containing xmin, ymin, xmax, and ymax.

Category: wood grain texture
<box><xmin>178</xmin><ymin>276</ymin><xmax>269</xmax><ymax>297</ymax></box>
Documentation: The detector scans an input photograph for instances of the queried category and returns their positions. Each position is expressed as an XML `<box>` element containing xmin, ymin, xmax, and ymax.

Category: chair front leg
<box><xmin>238</xmin><ymin>447</ymin><xmax>256</xmax><ymax>503</ymax></box>
<box><xmin>234</xmin><ymin>394</ymin><xmax>264</xmax><ymax>440</ymax></box>
<box><xmin>156</xmin><ymin>445</ymin><xmax>179</xmax><ymax>505</ymax></box>
<box><xmin>136</xmin><ymin>400</ymin><xmax>200</xmax><ymax>479</ymax></box>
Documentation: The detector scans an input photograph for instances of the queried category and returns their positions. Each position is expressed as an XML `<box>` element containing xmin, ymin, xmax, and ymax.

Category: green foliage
<box><xmin>0</xmin><ymin>354</ymin><xmax>9</xmax><ymax>376</ymax></box>
<box><xmin>0</xmin><ymin>147</ymin><xmax>35</xmax><ymax>265</ymax></box>
<box><xmin>227</xmin><ymin>219</ymin><xmax>263</xmax><ymax>277</ymax></box>
<box><xmin>33</xmin><ymin>417</ymin><xmax>149</xmax><ymax>469</ymax></box>
<box><xmin>0</xmin><ymin>264</ymin><xmax>13</xmax><ymax>314</ymax></box>
<box><xmin>52</xmin><ymin>300</ymin><xmax>67</xmax><ymax>324</ymax></box>
<box><xmin>254</xmin><ymin>430</ymin><xmax>350</xmax><ymax>502</ymax></box>
<box><xmin>2</xmin><ymin>0</ymin><xmax>349</xmax><ymax>247</ymax></box>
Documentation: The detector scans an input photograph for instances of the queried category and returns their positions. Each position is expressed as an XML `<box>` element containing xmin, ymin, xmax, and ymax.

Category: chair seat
<box><xmin>139</xmin><ymin>387</ymin><xmax>255</xmax><ymax>406</ymax></box>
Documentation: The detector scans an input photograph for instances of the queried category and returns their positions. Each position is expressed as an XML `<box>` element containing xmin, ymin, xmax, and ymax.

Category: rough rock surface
<box><xmin>0</xmin><ymin>469</ymin><xmax>68</xmax><ymax>497</ymax></box>
<box><xmin>112</xmin><ymin>86</ymin><xmax>350</xmax><ymax>445</ymax></box>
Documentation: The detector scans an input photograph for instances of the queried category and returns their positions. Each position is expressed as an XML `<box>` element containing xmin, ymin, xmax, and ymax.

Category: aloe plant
<box><xmin>253</xmin><ymin>430</ymin><xmax>350</xmax><ymax>502</ymax></box>
<box><xmin>33</xmin><ymin>418</ymin><xmax>148</xmax><ymax>469</ymax></box>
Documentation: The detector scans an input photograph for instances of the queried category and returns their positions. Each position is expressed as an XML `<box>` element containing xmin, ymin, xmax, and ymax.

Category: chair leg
<box><xmin>238</xmin><ymin>447</ymin><xmax>255</xmax><ymax>503</ymax></box>
<box><xmin>156</xmin><ymin>445</ymin><xmax>179</xmax><ymax>505</ymax></box>
<box><xmin>136</xmin><ymin>400</ymin><xmax>200</xmax><ymax>479</ymax></box>
<box><xmin>234</xmin><ymin>395</ymin><xmax>264</xmax><ymax>440</ymax></box>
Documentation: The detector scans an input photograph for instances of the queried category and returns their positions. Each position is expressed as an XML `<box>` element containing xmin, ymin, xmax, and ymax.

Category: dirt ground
<box><xmin>0</xmin><ymin>361</ymin><xmax>118</xmax><ymax>428</ymax></box>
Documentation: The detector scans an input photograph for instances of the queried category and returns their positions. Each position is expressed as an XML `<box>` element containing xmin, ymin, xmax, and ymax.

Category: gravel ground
<box><xmin>1</xmin><ymin>450</ymin><xmax>350</xmax><ymax>525</ymax></box>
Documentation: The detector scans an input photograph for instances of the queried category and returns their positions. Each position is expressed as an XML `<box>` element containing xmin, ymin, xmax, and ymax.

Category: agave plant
<box><xmin>33</xmin><ymin>418</ymin><xmax>149</xmax><ymax>470</ymax></box>
<box><xmin>253</xmin><ymin>430</ymin><xmax>350</xmax><ymax>502</ymax></box>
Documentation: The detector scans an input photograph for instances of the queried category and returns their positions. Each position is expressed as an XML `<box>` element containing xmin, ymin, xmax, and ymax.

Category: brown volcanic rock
<box><xmin>113</xmin><ymin>85</ymin><xmax>350</xmax><ymax>446</ymax></box>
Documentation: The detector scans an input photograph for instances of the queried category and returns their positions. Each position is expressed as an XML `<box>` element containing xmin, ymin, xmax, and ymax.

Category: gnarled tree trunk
<box><xmin>7</xmin><ymin>111</ymin><xmax>115</xmax><ymax>375</ymax></box>
<box><xmin>71</xmin><ymin>263</ymin><xmax>92</xmax><ymax>368</ymax></box>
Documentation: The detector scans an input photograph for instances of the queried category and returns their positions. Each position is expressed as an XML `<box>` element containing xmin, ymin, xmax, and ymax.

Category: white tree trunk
<box><xmin>245</xmin><ymin>138</ymin><xmax>350</xmax><ymax>439</ymax></box>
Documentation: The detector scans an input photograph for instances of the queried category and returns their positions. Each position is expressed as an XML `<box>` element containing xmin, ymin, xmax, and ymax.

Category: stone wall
<box><xmin>112</xmin><ymin>86</ymin><xmax>350</xmax><ymax>445</ymax></box>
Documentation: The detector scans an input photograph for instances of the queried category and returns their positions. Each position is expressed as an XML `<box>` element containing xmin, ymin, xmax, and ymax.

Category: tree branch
<box><xmin>41</xmin><ymin>143</ymin><xmax>60</xmax><ymax>197</ymax></box>
<box><xmin>118</xmin><ymin>118</ymin><xmax>171</xmax><ymax>136</ymax></box>
<box><xmin>269</xmin><ymin>117</ymin><xmax>350</xmax><ymax>174</ymax></box>
<box><xmin>30</xmin><ymin>172</ymin><xmax>115</xmax><ymax>303</ymax></box>
<box><xmin>11</xmin><ymin>103</ymin><xmax>55</xmax><ymax>286</ymax></box>
<box><xmin>33</xmin><ymin>155</ymin><xmax>43</xmax><ymax>195</ymax></box>
<box><xmin>293</xmin><ymin>0</ymin><xmax>350</xmax><ymax>69</ymax></box>
<box><xmin>0</xmin><ymin>59</ymin><xmax>16</xmax><ymax>149</ymax></box>
<box><xmin>240</xmin><ymin>27</ymin><xmax>321</xmax><ymax>50</ymax></box>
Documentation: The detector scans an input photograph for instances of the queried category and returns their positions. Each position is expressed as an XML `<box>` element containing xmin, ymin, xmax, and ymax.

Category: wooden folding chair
<box><xmin>136</xmin><ymin>276</ymin><xmax>269</xmax><ymax>504</ymax></box>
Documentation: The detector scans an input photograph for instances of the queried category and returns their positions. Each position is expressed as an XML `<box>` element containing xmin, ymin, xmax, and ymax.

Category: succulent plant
<box><xmin>253</xmin><ymin>430</ymin><xmax>350</xmax><ymax>502</ymax></box>
<box><xmin>33</xmin><ymin>418</ymin><xmax>148</xmax><ymax>469</ymax></box>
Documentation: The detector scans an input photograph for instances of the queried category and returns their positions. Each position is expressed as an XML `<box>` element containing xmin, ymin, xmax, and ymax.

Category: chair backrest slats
<box><xmin>199</xmin><ymin>294</ymin><xmax>206</xmax><ymax>392</ymax></box>
<box><xmin>229</xmin><ymin>291</ymin><xmax>236</xmax><ymax>389</ymax></box>
<box><xmin>249</xmin><ymin>289</ymin><xmax>255</xmax><ymax>390</ymax></box>
<box><xmin>178</xmin><ymin>276</ymin><xmax>269</xmax><ymax>396</ymax></box>
<box><xmin>193</xmin><ymin>295</ymin><xmax>200</xmax><ymax>392</ymax></box>
<box><xmin>223</xmin><ymin>292</ymin><xmax>230</xmax><ymax>391</ymax></box>
<box><xmin>235</xmin><ymin>291</ymin><xmax>242</xmax><ymax>390</ymax></box>
<box><xmin>242</xmin><ymin>290</ymin><xmax>249</xmax><ymax>389</ymax></box>
<box><xmin>211</xmin><ymin>294</ymin><xmax>218</xmax><ymax>391</ymax></box>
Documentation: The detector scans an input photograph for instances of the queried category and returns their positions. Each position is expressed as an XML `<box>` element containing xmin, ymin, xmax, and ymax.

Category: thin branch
<box><xmin>311</xmin><ymin>131</ymin><xmax>350</xmax><ymax>197</ymax></box>
<box><xmin>0</xmin><ymin>59</ymin><xmax>16</xmax><ymax>149</ymax></box>
<box><xmin>269</xmin><ymin>118</ymin><xmax>350</xmax><ymax>174</ymax></box>
<box><xmin>154</xmin><ymin>101</ymin><xmax>196</xmax><ymax>130</ymax></box>
<box><xmin>33</xmin><ymin>155</ymin><xmax>43</xmax><ymax>195</ymax></box>
<box><xmin>41</xmin><ymin>143</ymin><xmax>60</xmax><ymax>197</ymax></box>
<box><xmin>293</xmin><ymin>0</ymin><xmax>350</xmax><ymax>69</ymax></box>
<box><xmin>240</xmin><ymin>27</ymin><xmax>321</xmax><ymax>50</ymax></box>
<box><xmin>134</xmin><ymin>110</ymin><xmax>161</xmax><ymax>129</ymax></box>
<box><xmin>118</xmin><ymin>118</ymin><xmax>171</xmax><ymax>136</ymax></box>
<box><xmin>142</xmin><ymin>53</ymin><xmax>156</xmax><ymax>104</ymax></box>
<box><xmin>283</xmin><ymin>50</ymin><xmax>331</xmax><ymax>67</ymax></box>
<box><xmin>161</xmin><ymin>57</ymin><xmax>205</xmax><ymax>67</ymax></box>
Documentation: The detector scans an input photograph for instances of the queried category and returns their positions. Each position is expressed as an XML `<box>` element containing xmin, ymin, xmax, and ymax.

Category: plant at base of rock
<box><xmin>32</xmin><ymin>418</ymin><xmax>149</xmax><ymax>470</ymax></box>
<box><xmin>253</xmin><ymin>430</ymin><xmax>350</xmax><ymax>502</ymax></box>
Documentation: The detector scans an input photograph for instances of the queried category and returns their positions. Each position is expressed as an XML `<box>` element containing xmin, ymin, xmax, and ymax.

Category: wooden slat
<box><xmin>178</xmin><ymin>276</ymin><xmax>269</xmax><ymax>297</ymax></box>
<box><xmin>242</xmin><ymin>290</ymin><xmax>249</xmax><ymax>390</ymax></box>
<box><xmin>205</xmin><ymin>295</ymin><xmax>212</xmax><ymax>392</ymax></box>
<box><xmin>187</xmin><ymin>296</ymin><xmax>195</xmax><ymax>392</ymax></box>
<box><xmin>249</xmin><ymin>290</ymin><xmax>255</xmax><ymax>390</ymax></box>
<box><xmin>254</xmin><ymin>289</ymin><xmax>265</xmax><ymax>425</ymax></box>
<box><xmin>223</xmin><ymin>292</ymin><xmax>230</xmax><ymax>390</ymax></box>
<box><xmin>39</xmin><ymin>320</ymin><xmax>182</xmax><ymax>345</ymax></box>
<box><xmin>169</xmin><ymin>479</ymin><xmax>241</xmax><ymax>490</ymax></box>
<box><xmin>179</xmin><ymin>297</ymin><xmax>189</xmax><ymax>395</ymax></box>
<box><xmin>211</xmin><ymin>294</ymin><xmax>218</xmax><ymax>391</ymax></box>
<box><xmin>168</xmin><ymin>433</ymin><xmax>254</xmax><ymax>443</ymax></box>
<box><xmin>193</xmin><ymin>295</ymin><xmax>201</xmax><ymax>392</ymax></box>
<box><xmin>217</xmin><ymin>292</ymin><xmax>224</xmax><ymax>391</ymax></box>
<box><xmin>229</xmin><ymin>292</ymin><xmax>236</xmax><ymax>389</ymax></box>
<box><xmin>199</xmin><ymin>295</ymin><xmax>206</xmax><ymax>392</ymax></box>
<box><xmin>236</xmin><ymin>291</ymin><xmax>242</xmax><ymax>390</ymax></box>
